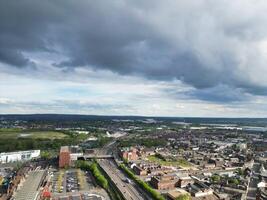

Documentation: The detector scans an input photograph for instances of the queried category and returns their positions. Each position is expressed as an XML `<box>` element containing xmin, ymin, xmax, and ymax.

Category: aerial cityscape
<box><xmin>1</xmin><ymin>1</ymin><xmax>267</xmax><ymax>200</ymax></box>
<box><xmin>0</xmin><ymin>115</ymin><xmax>266</xmax><ymax>200</ymax></box>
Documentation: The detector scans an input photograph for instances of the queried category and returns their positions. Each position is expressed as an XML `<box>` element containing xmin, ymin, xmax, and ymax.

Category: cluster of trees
<box><xmin>40</xmin><ymin>151</ymin><xmax>53</xmax><ymax>159</ymax></box>
<box><xmin>75</xmin><ymin>160</ymin><xmax>91</xmax><ymax>169</ymax></box>
<box><xmin>211</xmin><ymin>174</ymin><xmax>241</xmax><ymax>186</ymax></box>
<box><xmin>75</xmin><ymin>160</ymin><xmax>108</xmax><ymax>189</ymax></box>
<box><xmin>0</xmin><ymin>137</ymin><xmax>79</xmax><ymax>152</ymax></box>
<box><xmin>89</xmin><ymin>162</ymin><xmax>108</xmax><ymax>189</ymax></box>
<box><xmin>119</xmin><ymin>163</ymin><xmax>165</xmax><ymax>200</ymax></box>
<box><xmin>0</xmin><ymin>129</ymin><xmax>111</xmax><ymax>152</ymax></box>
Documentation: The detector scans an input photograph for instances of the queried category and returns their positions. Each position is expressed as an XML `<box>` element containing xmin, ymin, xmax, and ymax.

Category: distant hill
<box><xmin>0</xmin><ymin>114</ymin><xmax>266</xmax><ymax>126</ymax></box>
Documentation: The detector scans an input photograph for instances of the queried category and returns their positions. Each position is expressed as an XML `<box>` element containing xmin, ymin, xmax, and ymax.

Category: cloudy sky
<box><xmin>1</xmin><ymin>0</ymin><xmax>267</xmax><ymax>117</ymax></box>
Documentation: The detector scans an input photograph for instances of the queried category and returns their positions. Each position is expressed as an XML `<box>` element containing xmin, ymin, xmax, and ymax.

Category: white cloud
<box><xmin>1</xmin><ymin>0</ymin><xmax>267</xmax><ymax>117</ymax></box>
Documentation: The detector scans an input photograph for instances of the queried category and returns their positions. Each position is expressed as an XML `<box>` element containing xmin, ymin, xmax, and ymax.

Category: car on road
<box><xmin>124</xmin><ymin>178</ymin><xmax>132</xmax><ymax>184</ymax></box>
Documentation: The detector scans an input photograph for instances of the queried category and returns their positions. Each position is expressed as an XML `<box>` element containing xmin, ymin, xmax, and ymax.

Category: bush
<box><xmin>75</xmin><ymin>160</ymin><xmax>90</xmax><ymax>170</ymax></box>
<box><xmin>236</xmin><ymin>168</ymin><xmax>244</xmax><ymax>176</ymax></box>
<box><xmin>176</xmin><ymin>194</ymin><xmax>191</xmax><ymax>200</ymax></box>
<box><xmin>228</xmin><ymin>178</ymin><xmax>239</xmax><ymax>185</ymax></box>
<box><xmin>211</xmin><ymin>174</ymin><xmax>221</xmax><ymax>183</ymax></box>
<box><xmin>155</xmin><ymin>153</ymin><xmax>165</xmax><ymax>161</ymax></box>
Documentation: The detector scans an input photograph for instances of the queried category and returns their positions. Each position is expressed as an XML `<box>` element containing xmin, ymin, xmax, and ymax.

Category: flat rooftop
<box><xmin>168</xmin><ymin>189</ymin><xmax>188</xmax><ymax>199</ymax></box>
<box><xmin>14</xmin><ymin>170</ymin><xmax>45</xmax><ymax>200</ymax></box>
<box><xmin>60</xmin><ymin>146</ymin><xmax>70</xmax><ymax>153</ymax></box>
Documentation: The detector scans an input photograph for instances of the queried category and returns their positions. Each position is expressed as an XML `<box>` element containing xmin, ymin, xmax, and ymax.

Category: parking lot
<box><xmin>84</xmin><ymin>170</ymin><xmax>97</xmax><ymax>189</ymax></box>
<box><xmin>52</xmin><ymin>170</ymin><xmax>64</xmax><ymax>193</ymax></box>
<box><xmin>66</xmin><ymin>170</ymin><xmax>79</xmax><ymax>192</ymax></box>
<box><xmin>50</xmin><ymin>168</ymin><xmax>110</xmax><ymax>200</ymax></box>
<box><xmin>51</xmin><ymin>168</ymin><xmax>93</xmax><ymax>194</ymax></box>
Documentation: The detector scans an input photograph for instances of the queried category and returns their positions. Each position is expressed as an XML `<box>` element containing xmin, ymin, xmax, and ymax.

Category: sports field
<box><xmin>0</xmin><ymin>129</ymin><xmax>68</xmax><ymax>140</ymax></box>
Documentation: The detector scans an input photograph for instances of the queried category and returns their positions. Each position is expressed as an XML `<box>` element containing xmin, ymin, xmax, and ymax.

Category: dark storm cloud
<box><xmin>0</xmin><ymin>48</ymin><xmax>30</xmax><ymax>67</ymax></box>
<box><xmin>185</xmin><ymin>85</ymin><xmax>250</xmax><ymax>103</ymax></box>
<box><xmin>0</xmin><ymin>1</ymin><xmax>63</xmax><ymax>66</ymax></box>
<box><xmin>1</xmin><ymin>0</ymin><xmax>267</xmax><ymax>102</ymax></box>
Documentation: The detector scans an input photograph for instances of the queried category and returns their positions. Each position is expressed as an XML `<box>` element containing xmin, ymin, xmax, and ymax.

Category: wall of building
<box><xmin>0</xmin><ymin>150</ymin><xmax>40</xmax><ymax>163</ymax></box>
<box><xmin>59</xmin><ymin>151</ymin><xmax>70</xmax><ymax>168</ymax></box>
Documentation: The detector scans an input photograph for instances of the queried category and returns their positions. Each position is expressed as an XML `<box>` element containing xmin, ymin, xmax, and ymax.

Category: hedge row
<box><xmin>119</xmin><ymin>163</ymin><xmax>165</xmax><ymax>200</ymax></box>
<box><xmin>89</xmin><ymin>162</ymin><xmax>108</xmax><ymax>189</ymax></box>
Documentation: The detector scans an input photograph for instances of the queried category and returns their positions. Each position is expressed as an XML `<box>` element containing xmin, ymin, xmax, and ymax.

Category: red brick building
<box><xmin>59</xmin><ymin>146</ymin><xmax>71</xmax><ymax>168</ymax></box>
<box><xmin>119</xmin><ymin>147</ymin><xmax>138</xmax><ymax>161</ymax></box>
<box><xmin>150</xmin><ymin>174</ymin><xmax>179</xmax><ymax>190</ymax></box>
<box><xmin>133</xmin><ymin>165</ymin><xmax>147</xmax><ymax>176</ymax></box>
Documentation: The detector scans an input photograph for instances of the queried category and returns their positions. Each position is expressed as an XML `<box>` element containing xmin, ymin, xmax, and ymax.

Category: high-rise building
<box><xmin>59</xmin><ymin>146</ymin><xmax>71</xmax><ymax>168</ymax></box>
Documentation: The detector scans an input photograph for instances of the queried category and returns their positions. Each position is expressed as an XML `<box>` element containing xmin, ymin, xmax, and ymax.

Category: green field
<box><xmin>0</xmin><ymin>129</ymin><xmax>68</xmax><ymax>140</ymax></box>
<box><xmin>147</xmin><ymin>155</ymin><xmax>191</xmax><ymax>168</ymax></box>
<box><xmin>0</xmin><ymin>129</ymin><xmax>82</xmax><ymax>152</ymax></box>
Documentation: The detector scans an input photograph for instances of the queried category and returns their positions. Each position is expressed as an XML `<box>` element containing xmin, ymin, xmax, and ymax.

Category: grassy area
<box><xmin>0</xmin><ymin>129</ymin><xmax>77</xmax><ymax>152</ymax></box>
<box><xmin>0</xmin><ymin>128</ymin><xmax>111</xmax><ymax>152</ymax></box>
<box><xmin>0</xmin><ymin>128</ymin><xmax>21</xmax><ymax>139</ymax></box>
<box><xmin>0</xmin><ymin>130</ymin><xmax>68</xmax><ymax>140</ymax></box>
<box><xmin>147</xmin><ymin>155</ymin><xmax>191</xmax><ymax>168</ymax></box>
<box><xmin>0</xmin><ymin>128</ymin><xmax>22</xmax><ymax>132</ymax></box>
<box><xmin>28</xmin><ymin>131</ymin><xmax>68</xmax><ymax>139</ymax></box>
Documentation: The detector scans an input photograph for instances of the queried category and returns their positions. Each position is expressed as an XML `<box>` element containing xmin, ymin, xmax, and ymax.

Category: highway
<box><xmin>246</xmin><ymin>161</ymin><xmax>261</xmax><ymax>200</ymax></box>
<box><xmin>98</xmin><ymin>139</ymin><xmax>151</xmax><ymax>200</ymax></box>
<box><xmin>98</xmin><ymin>159</ymin><xmax>146</xmax><ymax>200</ymax></box>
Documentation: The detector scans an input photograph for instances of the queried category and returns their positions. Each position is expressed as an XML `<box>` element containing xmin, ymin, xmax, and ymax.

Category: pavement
<box><xmin>246</xmin><ymin>161</ymin><xmax>261</xmax><ymax>200</ymax></box>
<box><xmin>98</xmin><ymin>159</ymin><xmax>146</xmax><ymax>200</ymax></box>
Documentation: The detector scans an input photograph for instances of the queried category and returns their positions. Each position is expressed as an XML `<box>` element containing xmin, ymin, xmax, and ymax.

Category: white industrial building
<box><xmin>0</xmin><ymin>150</ymin><xmax>40</xmax><ymax>163</ymax></box>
